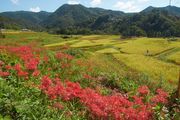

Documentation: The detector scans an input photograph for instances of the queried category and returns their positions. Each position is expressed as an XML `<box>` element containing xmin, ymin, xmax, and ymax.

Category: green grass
<box><xmin>44</xmin><ymin>40</ymin><xmax>80</xmax><ymax>47</ymax></box>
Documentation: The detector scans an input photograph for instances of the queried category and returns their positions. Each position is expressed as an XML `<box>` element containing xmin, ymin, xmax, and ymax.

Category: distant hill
<box><xmin>118</xmin><ymin>7</ymin><xmax>180</xmax><ymax>37</ymax></box>
<box><xmin>41</xmin><ymin>4</ymin><xmax>125</xmax><ymax>34</ymax></box>
<box><xmin>0</xmin><ymin>16</ymin><xmax>22</xmax><ymax>29</ymax></box>
<box><xmin>142</xmin><ymin>6</ymin><xmax>180</xmax><ymax>17</ymax></box>
<box><xmin>0</xmin><ymin>4</ymin><xmax>180</xmax><ymax>37</ymax></box>
<box><xmin>0</xmin><ymin>11</ymin><xmax>51</xmax><ymax>30</ymax></box>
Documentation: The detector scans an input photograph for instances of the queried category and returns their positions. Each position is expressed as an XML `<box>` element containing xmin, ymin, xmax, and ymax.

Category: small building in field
<box><xmin>21</xmin><ymin>29</ymin><xmax>31</xmax><ymax>32</ymax></box>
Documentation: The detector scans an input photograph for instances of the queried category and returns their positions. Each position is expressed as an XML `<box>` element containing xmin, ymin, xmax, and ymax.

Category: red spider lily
<box><xmin>25</xmin><ymin>58</ymin><xmax>39</xmax><ymax>70</ymax></box>
<box><xmin>46</xmin><ymin>87</ymin><xmax>57</xmax><ymax>100</ymax></box>
<box><xmin>56</xmin><ymin>52</ymin><xmax>63</xmax><ymax>59</ymax></box>
<box><xmin>76</xmin><ymin>60</ymin><xmax>84</xmax><ymax>66</ymax></box>
<box><xmin>65</xmin><ymin>54</ymin><xmax>74</xmax><ymax>60</ymax></box>
<box><xmin>32</xmin><ymin>70</ymin><xmax>40</xmax><ymax>77</ymax></box>
<box><xmin>5</xmin><ymin>65</ymin><xmax>12</xmax><ymax>70</ymax></box>
<box><xmin>37</xmin><ymin>73</ymin><xmax>170</xmax><ymax>120</ymax></box>
<box><xmin>53</xmin><ymin>103</ymin><xmax>64</xmax><ymax>110</ymax></box>
<box><xmin>2</xmin><ymin>45</ymin><xmax>169</xmax><ymax>120</ymax></box>
<box><xmin>83</xmin><ymin>74</ymin><xmax>93</xmax><ymax>79</ymax></box>
<box><xmin>18</xmin><ymin>70</ymin><xmax>28</xmax><ymax>77</ymax></box>
<box><xmin>151</xmin><ymin>89</ymin><xmax>168</xmax><ymax>104</ymax></box>
<box><xmin>39</xmin><ymin>76</ymin><xmax>52</xmax><ymax>91</ymax></box>
<box><xmin>43</xmin><ymin>56</ymin><xmax>49</xmax><ymax>63</ymax></box>
<box><xmin>0</xmin><ymin>71</ymin><xmax>10</xmax><ymax>77</ymax></box>
<box><xmin>61</xmin><ymin>63</ymin><xmax>71</xmax><ymax>69</ymax></box>
<box><xmin>8</xmin><ymin>46</ymin><xmax>40</xmax><ymax>71</ymax></box>
<box><xmin>56</xmin><ymin>52</ymin><xmax>74</xmax><ymax>60</ymax></box>
<box><xmin>14</xmin><ymin>64</ymin><xmax>22</xmax><ymax>72</ymax></box>
<box><xmin>138</xmin><ymin>85</ymin><xmax>150</xmax><ymax>95</ymax></box>
<box><xmin>39</xmin><ymin>76</ymin><xmax>155</xmax><ymax>120</ymax></box>
<box><xmin>133</xmin><ymin>96</ymin><xmax>144</xmax><ymax>105</ymax></box>
<box><xmin>0</xmin><ymin>60</ymin><xmax>5</xmax><ymax>66</ymax></box>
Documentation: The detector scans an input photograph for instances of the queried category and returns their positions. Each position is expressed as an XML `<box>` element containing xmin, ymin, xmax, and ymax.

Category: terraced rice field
<box><xmin>166</xmin><ymin>51</ymin><xmax>180</xmax><ymax>65</ymax></box>
<box><xmin>1</xmin><ymin>32</ymin><xmax>180</xmax><ymax>88</ymax></box>
<box><xmin>44</xmin><ymin>34</ymin><xmax>180</xmax><ymax>87</ymax></box>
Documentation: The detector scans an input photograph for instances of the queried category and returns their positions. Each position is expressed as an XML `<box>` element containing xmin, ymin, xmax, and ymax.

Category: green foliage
<box><xmin>64</xmin><ymin>48</ymin><xmax>85</xmax><ymax>58</ymax></box>
<box><xmin>0</xmin><ymin>11</ymin><xmax>51</xmax><ymax>30</ymax></box>
<box><xmin>121</xmin><ymin>25</ymin><xmax>146</xmax><ymax>37</ymax></box>
<box><xmin>99</xmin><ymin>73</ymin><xmax>138</xmax><ymax>93</ymax></box>
<box><xmin>119</xmin><ymin>9</ymin><xmax>180</xmax><ymax>37</ymax></box>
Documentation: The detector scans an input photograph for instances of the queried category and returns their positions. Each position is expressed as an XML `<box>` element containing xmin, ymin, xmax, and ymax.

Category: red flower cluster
<box><xmin>53</xmin><ymin>102</ymin><xmax>64</xmax><ymax>110</ymax></box>
<box><xmin>56</xmin><ymin>52</ymin><xmax>74</xmax><ymax>60</ymax></box>
<box><xmin>0</xmin><ymin>45</ymin><xmax>169</xmax><ymax>120</ymax></box>
<box><xmin>39</xmin><ymin>75</ymin><xmax>163</xmax><ymax>120</ymax></box>
<box><xmin>40</xmin><ymin>76</ymin><xmax>81</xmax><ymax>100</ymax></box>
<box><xmin>25</xmin><ymin>58</ymin><xmax>39</xmax><ymax>70</ymax></box>
<box><xmin>9</xmin><ymin>46</ymin><xmax>40</xmax><ymax>71</ymax></box>
<box><xmin>83</xmin><ymin>74</ymin><xmax>93</xmax><ymax>80</ymax></box>
<box><xmin>138</xmin><ymin>85</ymin><xmax>150</xmax><ymax>95</ymax></box>
<box><xmin>151</xmin><ymin>89</ymin><xmax>168</xmax><ymax>104</ymax></box>
<box><xmin>0</xmin><ymin>60</ymin><xmax>5</xmax><ymax>66</ymax></box>
<box><xmin>0</xmin><ymin>71</ymin><xmax>10</xmax><ymax>77</ymax></box>
<box><xmin>1</xmin><ymin>46</ymin><xmax>41</xmax><ymax>78</ymax></box>
<box><xmin>0</xmin><ymin>60</ymin><xmax>10</xmax><ymax>77</ymax></box>
<box><xmin>14</xmin><ymin>64</ymin><xmax>28</xmax><ymax>77</ymax></box>
<box><xmin>32</xmin><ymin>70</ymin><xmax>40</xmax><ymax>77</ymax></box>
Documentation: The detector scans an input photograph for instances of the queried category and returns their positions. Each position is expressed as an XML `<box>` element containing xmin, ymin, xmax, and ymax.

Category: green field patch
<box><xmin>44</xmin><ymin>40</ymin><xmax>80</xmax><ymax>47</ymax></box>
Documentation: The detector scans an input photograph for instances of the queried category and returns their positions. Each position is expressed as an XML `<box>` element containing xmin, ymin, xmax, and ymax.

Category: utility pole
<box><xmin>177</xmin><ymin>70</ymin><xmax>180</xmax><ymax>98</ymax></box>
<box><xmin>169</xmin><ymin>0</ymin><xmax>172</xmax><ymax>6</ymax></box>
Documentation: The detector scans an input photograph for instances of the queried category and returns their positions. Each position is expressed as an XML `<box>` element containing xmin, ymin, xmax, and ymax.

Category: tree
<box><xmin>122</xmin><ymin>26</ymin><xmax>146</xmax><ymax>37</ymax></box>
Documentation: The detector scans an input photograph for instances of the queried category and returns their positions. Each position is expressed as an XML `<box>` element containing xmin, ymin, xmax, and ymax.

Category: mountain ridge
<box><xmin>0</xmin><ymin>4</ymin><xmax>180</xmax><ymax>36</ymax></box>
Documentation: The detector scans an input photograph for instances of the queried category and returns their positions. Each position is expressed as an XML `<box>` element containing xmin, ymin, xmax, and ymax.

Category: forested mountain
<box><xmin>0</xmin><ymin>11</ymin><xmax>51</xmax><ymax>30</ymax></box>
<box><xmin>41</xmin><ymin>4</ymin><xmax>125</xmax><ymax>34</ymax></box>
<box><xmin>118</xmin><ymin>6</ymin><xmax>180</xmax><ymax>37</ymax></box>
<box><xmin>0</xmin><ymin>4</ymin><xmax>180</xmax><ymax>37</ymax></box>
<box><xmin>142</xmin><ymin>6</ymin><xmax>180</xmax><ymax>17</ymax></box>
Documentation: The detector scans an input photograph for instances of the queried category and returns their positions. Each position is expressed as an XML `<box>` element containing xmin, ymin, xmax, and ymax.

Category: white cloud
<box><xmin>138</xmin><ymin>0</ymin><xmax>149</xmax><ymax>3</ymax></box>
<box><xmin>114</xmin><ymin>1</ymin><xmax>140</xmax><ymax>12</ymax></box>
<box><xmin>30</xmin><ymin>6</ymin><xmax>41</xmax><ymax>12</ymax></box>
<box><xmin>68</xmin><ymin>0</ymin><xmax>80</xmax><ymax>5</ymax></box>
<box><xmin>91</xmin><ymin>0</ymin><xmax>102</xmax><ymax>6</ymax></box>
<box><xmin>11</xmin><ymin>0</ymin><xmax>19</xmax><ymax>5</ymax></box>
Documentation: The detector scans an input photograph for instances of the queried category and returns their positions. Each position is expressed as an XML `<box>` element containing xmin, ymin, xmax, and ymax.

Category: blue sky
<box><xmin>1</xmin><ymin>0</ymin><xmax>180</xmax><ymax>13</ymax></box>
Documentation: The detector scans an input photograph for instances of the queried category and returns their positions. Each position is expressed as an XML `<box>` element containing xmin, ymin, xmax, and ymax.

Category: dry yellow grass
<box><xmin>96</xmin><ymin>48</ymin><xmax>120</xmax><ymax>54</ymax></box>
<box><xmin>113</xmin><ymin>53</ymin><xmax>179</xmax><ymax>84</ymax></box>
<box><xmin>44</xmin><ymin>40</ymin><xmax>80</xmax><ymax>47</ymax></box>
<box><xmin>167</xmin><ymin>51</ymin><xmax>180</xmax><ymax>64</ymax></box>
<box><xmin>114</xmin><ymin>38</ymin><xmax>180</xmax><ymax>55</ymax></box>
